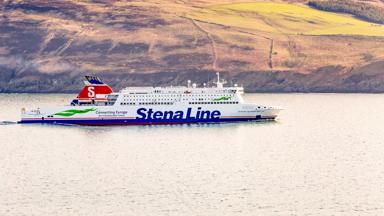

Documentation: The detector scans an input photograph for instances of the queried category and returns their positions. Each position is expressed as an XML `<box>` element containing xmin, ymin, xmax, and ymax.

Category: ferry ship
<box><xmin>18</xmin><ymin>73</ymin><xmax>281</xmax><ymax>126</ymax></box>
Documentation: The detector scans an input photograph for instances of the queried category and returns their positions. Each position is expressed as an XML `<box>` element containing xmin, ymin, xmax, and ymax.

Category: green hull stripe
<box><xmin>55</xmin><ymin>108</ymin><xmax>96</xmax><ymax>117</ymax></box>
<box><xmin>213</xmin><ymin>96</ymin><xmax>232</xmax><ymax>101</ymax></box>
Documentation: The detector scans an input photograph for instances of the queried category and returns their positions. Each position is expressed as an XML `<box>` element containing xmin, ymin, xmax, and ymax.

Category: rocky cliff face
<box><xmin>1</xmin><ymin>0</ymin><xmax>384</xmax><ymax>92</ymax></box>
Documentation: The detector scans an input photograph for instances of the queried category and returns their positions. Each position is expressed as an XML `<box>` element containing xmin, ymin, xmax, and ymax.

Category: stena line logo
<box><xmin>136</xmin><ymin>107</ymin><xmax>221</xmax><ymax>120</ymax></box>
<box><xmin>88</xmin><ymin>86</ymin><xmax>95</xmax><ymax>97</ymax></box>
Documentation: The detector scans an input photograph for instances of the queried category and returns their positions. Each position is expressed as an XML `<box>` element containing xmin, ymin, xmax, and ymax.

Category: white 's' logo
<box><xmin>88</xmin><ymin>86</ymin><xmax>95</xmax><ymax>97</ymax></box>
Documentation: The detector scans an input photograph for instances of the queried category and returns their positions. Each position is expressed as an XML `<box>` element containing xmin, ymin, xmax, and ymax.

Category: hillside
<box><xmin>1</xmin><ymin>0</ymin><xmax>384</xmax><ymax>92</ymax></box>
<box><xmin>308</xmin><ymin>0</ymin><xmax>384</xmax><ymax>24</ymax></box>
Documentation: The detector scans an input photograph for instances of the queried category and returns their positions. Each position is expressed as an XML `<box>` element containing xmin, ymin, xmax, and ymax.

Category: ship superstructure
<box><xmin>19</xmin><ymin>73</ymin><xmax>281</xmax><ymax>125</ymax></box>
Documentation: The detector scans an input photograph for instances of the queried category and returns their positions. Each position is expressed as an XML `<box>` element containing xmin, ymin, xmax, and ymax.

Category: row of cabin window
<box><xmin>139</xmin><ymin>102</ymin><xmax>173</xmax><ymax>105</ymax></box>
<box><xmin>121</xmin><ymin>102</ymin><xmax>135</xmax><ymax>105</ymax></box>
<box><xmin>151</xmin><ymin>90</ymin><xmax>235</xmax><ymax>94</ymax></box>
<box><xmin>189</xmin><ymin>101</ymin><xmax>239</xmax><ymax>105</ymax></box>
<box><xmin>123</xmin><ymin>98</ymin><xmax>176</xmax><ymax>101</ymax></box>
<box><xmin>120</xmin><ymin>102</ymin><xmax>173</xmax><ymax>106</ymax></box>
<box><xmin>123</xmin><ymin>94</ymin><xmax>234</xmax><ymax>98</ymax></box>
<box><xmin>123</xmin><ymin>97</ymin><xmax>234</xmax><ymax>101</ymax></box>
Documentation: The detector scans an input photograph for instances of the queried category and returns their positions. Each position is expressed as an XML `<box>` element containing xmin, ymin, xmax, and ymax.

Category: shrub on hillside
<box><xmin>308</xmin><ymin>0</ymin><xmax>384</xmax><ymax>24</ymax></box>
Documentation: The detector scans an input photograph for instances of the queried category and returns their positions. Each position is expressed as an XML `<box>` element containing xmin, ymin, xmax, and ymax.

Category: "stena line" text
<box><xmin>136</xmin><ymin>107</ymin><xmax>221</xmax><ymax>120</ymax></box>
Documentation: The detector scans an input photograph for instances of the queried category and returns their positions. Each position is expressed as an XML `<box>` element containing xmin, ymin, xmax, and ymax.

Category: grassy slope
<box><xmin>189</xmin><ymin>2</ymin><xmax>384</xmax><ymax>36</ymax></box>
<box><xmin>186</xmin><ymin>1</ymin><xmax>384</xmax><ymax>72</ymax></box>
<box><xmin>1</xmin><ymin>0</ymin><xmax>384</xmax><ymax>92</ymax></box>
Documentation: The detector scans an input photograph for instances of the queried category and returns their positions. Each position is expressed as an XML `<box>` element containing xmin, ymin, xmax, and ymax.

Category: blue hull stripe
<box><xmin>18</xmin><ymin>117</ymin><xmax>276</xmax><ymax>126</ymax></box>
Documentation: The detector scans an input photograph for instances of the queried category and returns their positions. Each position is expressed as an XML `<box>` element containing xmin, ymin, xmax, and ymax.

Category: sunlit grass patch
<box><xmin>188</xmin><ymin>2</ymin><xmax>384</xmax><ymax>36</ymax></box>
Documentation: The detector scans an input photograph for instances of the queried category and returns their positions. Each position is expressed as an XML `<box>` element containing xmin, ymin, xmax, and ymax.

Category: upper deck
<box><xmin>74</xmin><ymin>72</ymin><xmax>246</xmax><ymax>106</ymax></box>
<box><xmin>110</xmin><ymin>85</ymin><xmax>244</xmax><ymax>106</ymax></box>
<box><xmin>120</xmin><ymin>85</ymin><xmax>244</xmax><ymax>94</ymax></box>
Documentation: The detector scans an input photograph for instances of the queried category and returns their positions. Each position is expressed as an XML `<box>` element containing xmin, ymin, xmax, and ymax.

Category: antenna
<box><xmin>216</xmin><ymin>72</ymin><xmax>223</xmax><ymax>88</ymax></box>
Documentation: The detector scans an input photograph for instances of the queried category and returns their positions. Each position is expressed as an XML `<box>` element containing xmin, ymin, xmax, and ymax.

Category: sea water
<box><xmin>0</xmin><ymin>93</ymin><xmax>383</xmax><ymax>216</ymax></box>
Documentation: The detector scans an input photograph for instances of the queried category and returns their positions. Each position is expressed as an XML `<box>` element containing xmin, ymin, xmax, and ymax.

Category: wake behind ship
<box><xmin>19</xmin><ymin>74</ymin><xmax>281</xmax><ymax>126</ymax></box>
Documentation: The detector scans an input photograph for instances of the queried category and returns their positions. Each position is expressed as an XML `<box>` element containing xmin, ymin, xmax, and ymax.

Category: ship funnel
<box><xmin>84</xmin><ymin>76</ymin><xmax>105</xmax><ymax>85</ymax></box>
<box><xmin>72</xmin><ymin>76</ymin><xmax>113</xmax><ymax>105</ymax></box>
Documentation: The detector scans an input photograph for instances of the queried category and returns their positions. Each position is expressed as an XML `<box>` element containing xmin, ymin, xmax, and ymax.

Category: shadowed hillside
<box><xmin>1</xmin><ymin>0</ymin><xmax>384</xmax><ymax>92</ymax></box>
<box><xmin>309</xmin><ymin>0</ymin><xmax>384</xmax><ymax>24</ymax></box>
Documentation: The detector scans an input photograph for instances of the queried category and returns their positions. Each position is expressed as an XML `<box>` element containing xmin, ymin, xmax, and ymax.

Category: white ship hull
<box><xmin>19</xmin><ymin>104</ymin><xmax>280</xmax><ymax>126</ymax></box>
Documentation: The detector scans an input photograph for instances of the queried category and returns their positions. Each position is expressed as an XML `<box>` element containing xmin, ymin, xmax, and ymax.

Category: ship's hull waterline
<box><xmin>18</xmin><ymin>116</ymin><xmax>277</xmax><ymax>126</ymax></box>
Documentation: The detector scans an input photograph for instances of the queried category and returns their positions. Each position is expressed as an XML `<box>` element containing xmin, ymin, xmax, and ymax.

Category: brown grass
<box><xmin>2</xmin><ymin>0</ymin><xmax>384</xmax><ymax>74</ymax></box>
